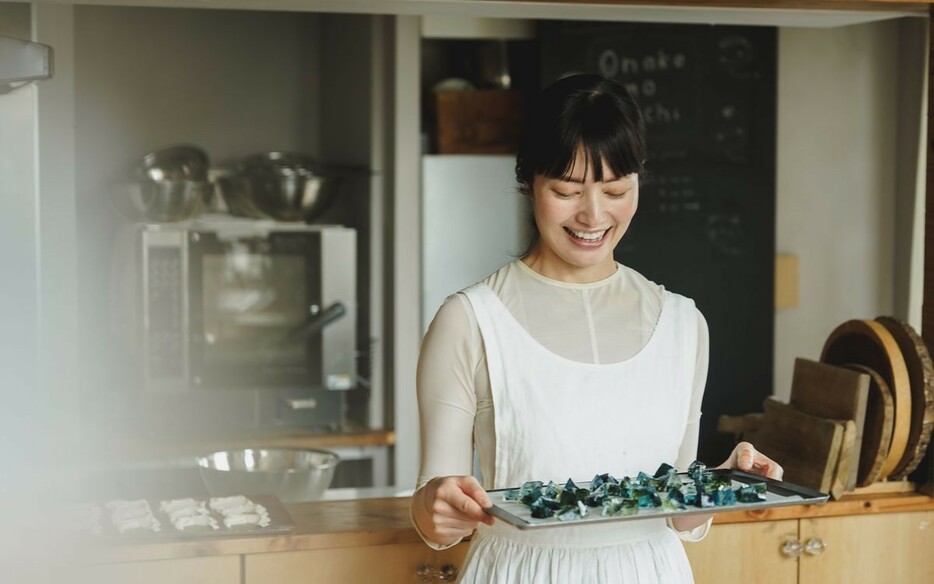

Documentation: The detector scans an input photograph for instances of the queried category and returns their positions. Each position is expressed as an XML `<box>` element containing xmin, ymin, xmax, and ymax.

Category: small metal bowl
<box><xmin>115</xmin><ymin>179</ymin><xmax>212</xmax><ymax>222</ymax></box>
<box><xmin>113</xmin><ymin>144</ymin><xmax>212</xmax><ymax>223</ymax></box>
<box><xmin>140</xmin><ymin>144</ymin><xmax>210</xmax><ymax>182</ymax></box>
<box><xmin>197</xmin><ymin>448</ymin><xmax>339</xmax><ymax>502</ymax></box>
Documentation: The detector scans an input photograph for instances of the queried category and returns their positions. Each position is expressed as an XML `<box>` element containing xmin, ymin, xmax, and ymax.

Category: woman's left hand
<box><xmin>717</xmin><ymin>441</ymin><xmax>783</xmax><ymax>480</ymax></box>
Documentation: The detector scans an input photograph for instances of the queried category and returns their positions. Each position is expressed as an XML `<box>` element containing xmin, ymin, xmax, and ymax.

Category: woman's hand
<box><xmin>717</xmin><ymin>441</ymin><xmax>784</xmax><ymax>480</ymax></box>
<box><xmin>412</xmin><ymin>475</ymin><xmax>495</xmax><ymax>547</ymax></box>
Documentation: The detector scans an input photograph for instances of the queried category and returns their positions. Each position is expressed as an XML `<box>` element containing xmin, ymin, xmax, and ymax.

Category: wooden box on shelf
<box><xmin>433</xmin><ymin>89</ymin><xmax>521</xmax><ymax>154</ymax></box>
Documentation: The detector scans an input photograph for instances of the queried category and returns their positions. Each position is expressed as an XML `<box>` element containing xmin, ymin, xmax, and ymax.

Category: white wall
<box><xmin>0</xmin><ymin>3</ymin><xmax>41</xmax><ymax>504</ymax></box>
<box><xmin>773</xmin><ymin>19</ymin><xmax>922</xmax><ymax>400</ymax></box>
<box><xmin>0</xmin><ymin>2</ymin><xmax>85</xmax><ymax>564</ymax></box>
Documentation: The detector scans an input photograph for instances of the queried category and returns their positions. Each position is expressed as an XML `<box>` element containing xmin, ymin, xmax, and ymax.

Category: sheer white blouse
<box><xmin>414</xmin><ymin>260</ymin><xmax>711</xmax><ymax>545</ymax></box>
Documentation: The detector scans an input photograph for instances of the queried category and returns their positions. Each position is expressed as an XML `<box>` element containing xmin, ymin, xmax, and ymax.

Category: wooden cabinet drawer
<box><xmin>77</xmin><ymin>556</ymin><xmax>240</xmax><ymax>584</ymax></box>
<box><xmin>798</xmin><ymin>511</ymin><xmax>934</xmax><ymax>584</ymax></box>
<box><xmin>245</xmin><ymin>542</ymin><xmax>469</xmax><ymax>584</ymax></box>
<box><xmin>685</xmin><ymin>511</ymin><xmax>934</xmax><ymax>583</ymax></box>
<box><xmin>684</xmin><ymin>519</ymin><xmax>798</xmax><ymax>584</ymax></box>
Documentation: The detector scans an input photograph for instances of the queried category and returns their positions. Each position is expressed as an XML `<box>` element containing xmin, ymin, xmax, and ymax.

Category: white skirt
<box><xmin>458</xmin><ymin>519</ymin><xmax>695</xmax><ymax>584</ymax></box>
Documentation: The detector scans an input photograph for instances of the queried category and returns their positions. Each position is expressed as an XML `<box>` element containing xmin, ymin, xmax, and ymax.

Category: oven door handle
<box><xmin>282</xmin><ymin>302</ymin><xmax>346</xmax><ymax>343</ymax></box>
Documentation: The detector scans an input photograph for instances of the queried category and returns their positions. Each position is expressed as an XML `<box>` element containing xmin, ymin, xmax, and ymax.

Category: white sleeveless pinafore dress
<box><xmin>458</xmin><ymin>282</ymin><xmax>699</xmax><ymax>584</ymax></box>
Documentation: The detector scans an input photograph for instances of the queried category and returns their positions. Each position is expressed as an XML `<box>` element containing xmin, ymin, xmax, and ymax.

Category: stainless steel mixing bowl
<box><xmin>118</xmin><ymin>178</ymin><xmax>212</xmax><ymax>222</ymax></box>
<box><xmin>212</xmin><ymin>174</ymin><xmax>272</xmax><ymax>219</ymax></box>
<box><xmin>115</xmin><ymin>144</ymin><xmax>212</xmax><ymax>222</ymax></box>
<box><xmin>140</xmin><ymin>144</ymin><xmax>210</xmax><ymax>182</ymax></box>
<box><xmin>215</xmin><ymin>152</ymin><xmax>346</xmax><ymax>222</ymax></box>
<box><xmin>197</xmin><ymin>448</ymin><xmax>340</xmax><ymax>502</ymax></box>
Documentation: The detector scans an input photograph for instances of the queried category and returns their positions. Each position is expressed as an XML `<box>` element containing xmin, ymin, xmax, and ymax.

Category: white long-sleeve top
<box><xmin>414</xmin><ymin>259</ymin><xmax>710</xmax><ymax>546</ymax></box>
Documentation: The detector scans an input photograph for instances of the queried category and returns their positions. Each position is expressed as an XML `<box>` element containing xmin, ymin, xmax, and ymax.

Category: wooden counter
<box><xmin>84</xmin><ymin>492</ymin><xmax>934</xmax><ymax>565</ymax></box>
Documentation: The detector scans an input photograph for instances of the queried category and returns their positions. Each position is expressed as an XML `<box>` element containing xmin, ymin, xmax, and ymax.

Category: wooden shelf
<box><xmin>114</xmin><ymin>428</ymin><xmax>395</xmax><ymax>461</ymax></box>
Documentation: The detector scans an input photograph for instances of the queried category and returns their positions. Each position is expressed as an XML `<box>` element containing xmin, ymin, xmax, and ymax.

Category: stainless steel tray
<box><xmin>97</xmin><ymin>494</ymin><xmax>295</xmax><ymax>540</ymax></box>
<box><xmin>485</xmin><ymin>469</ymin><xmax>828</xmax><ymax>530</ymax></box>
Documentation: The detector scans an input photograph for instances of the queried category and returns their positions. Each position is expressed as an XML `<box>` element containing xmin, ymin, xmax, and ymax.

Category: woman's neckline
<box><xmin>514</xmin><ymin>258</ymin><xmax>622</xmax><ymax>290</ymax></box>
<box><xmin>475</xmin><ymin>277</ymin><xmax>669</xmax><ymax>369</ymax></box>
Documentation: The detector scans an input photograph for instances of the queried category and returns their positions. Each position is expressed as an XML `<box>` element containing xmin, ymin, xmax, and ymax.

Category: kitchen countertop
<box><xmin>83</xmin><ymin>491</ymin><xmax>934</xmax><ymax>565</ymax></box>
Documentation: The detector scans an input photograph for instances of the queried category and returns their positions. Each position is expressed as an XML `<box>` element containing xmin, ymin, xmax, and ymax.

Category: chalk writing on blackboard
<box><xmin>596</xmin><ymin>46</ymin><xmax>688</xmax><ymax>126</ymax></box>
<box><xmin>706</xmin><ymin>208</ymin><xmax>748</xmax><ymax>256</ymax></box>
<box><xmin>718</xmin><ymin>36</ymin><xmax>758</xmax><ymax>80</ymax></box>
<box><xmin>656</xmin><ymin>175</ymin><xmax>700</xmax><ymax>215</ymax></box>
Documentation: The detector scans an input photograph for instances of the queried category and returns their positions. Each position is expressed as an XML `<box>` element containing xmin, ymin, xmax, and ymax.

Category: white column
<box><xmin>34</xmin><ymin>3</ymin><xmax>80</xmax><ymax>464</ymax></box>
<box><xmin>391</xmin><ymin>14</ymin><xmax>421</xmax><ymax>490</ymax></box>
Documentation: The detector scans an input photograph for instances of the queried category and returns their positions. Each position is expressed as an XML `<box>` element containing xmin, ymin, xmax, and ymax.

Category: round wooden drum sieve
<box><xmin>843</xmin><ymin>364</ymin><xmax>894</xmax><ymax>487</ymax></box>
<box><xmin>875</xmin><ymin>316</ymin><xmax>934</xmax><ymax>479</ymax></box>
<box><xmin>821</xmin><ymin>319</ymin><xmax>911</xmax><ymax>481</ymax></box>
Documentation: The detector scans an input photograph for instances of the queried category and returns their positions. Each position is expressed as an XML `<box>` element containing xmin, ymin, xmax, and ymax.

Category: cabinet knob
<box><xmin>439</xmin><ymin>564</ymin><xmax>458</xmax><ymax>581</ymax></box>
<box><xmin>781</xmin><ymin>539</ymin><xmax>803</xmax><ymax>558</ymax></box>
<box><xmin>416</xmin><ymin>564</ymin><xmax>432</xmax><ymax>582</ymax></box>
<box><xmin>416</xmin><ymin>563</ymin><xmax>459</xmax><ymax>582</ymax></box>
<box><xmin>804</xmin><ymin>537</ymin><xmax>827</xmax><ymax>556</ymax></box>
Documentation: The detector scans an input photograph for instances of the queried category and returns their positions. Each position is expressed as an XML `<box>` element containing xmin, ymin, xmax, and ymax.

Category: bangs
<box><xmin>517</xmin><ymin>76</ymin><xmax>646</xmax><ymax>189</ymax></box>
<box><xmin>544</xmin><ymin>92</ymin><xmax>645</xmax><ymax>182</ymax></box>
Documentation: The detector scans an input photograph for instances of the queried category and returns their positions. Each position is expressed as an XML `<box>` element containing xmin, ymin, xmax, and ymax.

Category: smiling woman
<box><xmin>524</xmin><ymin>157</ymin><xmax>639</xmax><ymax>283</ymax></box>
<box><xmin>410</xmin><ymin>74</ymin><xmax>781</xmax><ymax>584</ymax></box>
<box><xmin>515</xmin><ymin>75</ymin><xmax>646</xmax><ymax>279</ymax></box>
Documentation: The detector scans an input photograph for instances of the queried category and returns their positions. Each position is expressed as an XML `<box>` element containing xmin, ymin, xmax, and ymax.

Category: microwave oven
<box><xmin>130</xmin><ymin>218</ymin><xmax>356</xmax><ymax>430</ymax></box>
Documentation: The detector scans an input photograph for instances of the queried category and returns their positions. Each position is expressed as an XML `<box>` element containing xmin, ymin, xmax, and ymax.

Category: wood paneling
<box><xmin>245</xmin><ymin>543</ymin><xmax>469</xmax><ymax>584</ymax></box>
<box><xmin>76</xmin><ymin>556</ymin><xmax>240</xmax><ymax>584</ymax></box>
<box><xmin>798</xmin><ymin>511</ymin><xmax>934</xmax><ymax>583</ymax></box>
<box><xmin>684</xmin><ymin>519</ymin><xmax>799</xmax><ymax>584</ymax></box>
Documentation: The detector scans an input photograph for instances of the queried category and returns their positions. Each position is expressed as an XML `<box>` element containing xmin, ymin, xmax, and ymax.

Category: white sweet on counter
<box><xmin>159</xmin><ymin>498</ymin><xmax>219</xmax><ymax>531</ymax></box>
<box><xmin>209</xmin><ymin>496</ymin><xmax>271</xmax><ymax>528</ymax></box>
<box><xmin>173</xmin><ymin>514</ymin><xmax>219</xmax><ymax>530</ymax></box>
<box><xmin>105</xmin><ymin>499</ymin><xmax>161</xmax><ymax>533</ymax></box>
<box><xmin>208</xmin><ymin>495</ymin><xmax>250</xmax><ymax>512</ymax></box>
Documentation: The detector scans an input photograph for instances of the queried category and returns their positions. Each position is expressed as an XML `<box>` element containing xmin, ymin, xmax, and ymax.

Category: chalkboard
<box><xmin>540</xmin><ymin>22</ymin><xmax>777</xmax><ymax>465</ymax></box>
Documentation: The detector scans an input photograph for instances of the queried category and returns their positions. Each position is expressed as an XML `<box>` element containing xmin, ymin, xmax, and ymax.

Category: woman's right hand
<box><xmin>412</xmin><ymin>475</ymin><xmax>495</xmax><ymax>546</ymax></box>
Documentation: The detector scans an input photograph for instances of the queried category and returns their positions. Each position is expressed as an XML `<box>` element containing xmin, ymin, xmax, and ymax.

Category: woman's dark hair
<box><xmin>514</xmin><ymin>74</ymin><xmax>647</xmax><ymax>255</ymax></box>
<box><xmin>516</xmin><ymin>74</ymin><xmax>647</xmax><ymax>193</ymax></box>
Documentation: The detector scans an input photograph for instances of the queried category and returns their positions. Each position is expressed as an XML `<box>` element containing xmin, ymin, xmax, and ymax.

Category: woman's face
<box><xmin>527</xmin><ymin>149</ymin><xmax>639</xmax><ymax>281</ymax></box>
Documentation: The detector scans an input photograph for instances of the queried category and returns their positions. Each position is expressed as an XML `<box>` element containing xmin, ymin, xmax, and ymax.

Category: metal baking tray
<box><xmin>95</xmin><ymin>494</ymin><xmax>295</xmax><ymax>540</ymax></box>
<box><xmin>485</xmin><ymin>469</ymin><xmax>828</xmax><ymax>530</ymax></box>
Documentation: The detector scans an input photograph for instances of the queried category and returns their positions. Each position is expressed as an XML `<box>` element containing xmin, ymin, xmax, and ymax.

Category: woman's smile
<box><xmin>563</xmin><ymin>226</ymin><xmax>612</xmax><ymax>246</ymax></box>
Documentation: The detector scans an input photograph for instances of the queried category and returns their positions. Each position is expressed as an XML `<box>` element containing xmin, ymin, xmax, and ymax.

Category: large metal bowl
<box><xmin>214</xmin><ymin>152</ymin><xmax>355</xmax><ymax>222</ymax></box>
<box><xmin>197</xmin><ymin>448</ymin><xmax>339</xmax><ymax>502</ymax></box>
<box><xmin>212</xmin><ymin>174</ymin><xmax>268</xmax><ymax>219</ymax></box>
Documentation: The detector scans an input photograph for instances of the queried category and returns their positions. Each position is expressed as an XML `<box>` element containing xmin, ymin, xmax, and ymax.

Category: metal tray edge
<box><xmin>484</xmin><ymin>469</ymin><xmax>829</xmax><ymax>530</ymax></box>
